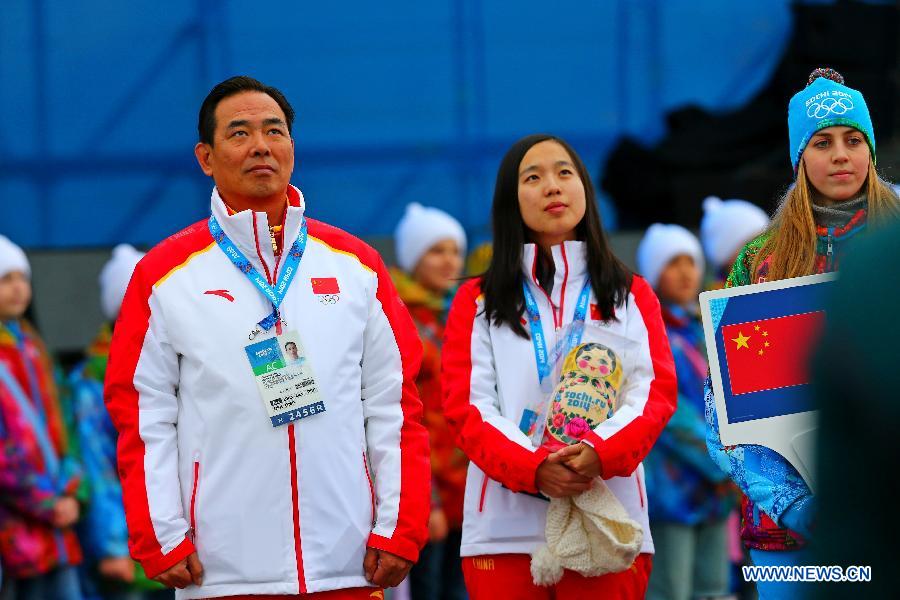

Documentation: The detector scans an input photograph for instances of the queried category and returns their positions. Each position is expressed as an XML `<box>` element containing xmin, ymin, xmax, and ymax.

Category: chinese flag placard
<box><xmin>722</xmin><ymin>311</ymin><xmax>825</xmax><ymax>395</ymax></box>
<box><xmin>310</xmin><ymin>277</ymin><xmax>340</xmax><ymax>295</ymax></box>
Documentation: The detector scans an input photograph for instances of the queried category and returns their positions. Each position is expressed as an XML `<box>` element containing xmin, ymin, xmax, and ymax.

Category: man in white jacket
<box><xmin>105</xmin><ymin>76</ymin><xmax>430</xmax><ymax>599</ymax></box>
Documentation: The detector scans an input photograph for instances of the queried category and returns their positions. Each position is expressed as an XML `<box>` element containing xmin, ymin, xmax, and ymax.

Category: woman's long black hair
<box><xmin>481</xmin><ymin>134</ymin><xmax>632</xmax><ymax>338</ymax></box>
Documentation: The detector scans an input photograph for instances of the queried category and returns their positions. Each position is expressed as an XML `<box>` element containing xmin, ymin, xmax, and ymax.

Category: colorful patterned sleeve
<box><xmin>72</xmin><ymin>375</ymin><xmax>130</xmax><ymax>559</ymax></box>
<box><xmin>655</xmin><ymin>392</ymin><xmax>728</xmax><ymax>483</ymax></box>
<box><xmin>0</xmin><ymin>396</ymin><xmax>58</xmax><ymax>524</ymax></box>
<box><xmin>724</xmin><ymin>234</ymin><xmax>767</xmax><ymax>289</ymax></box>
<box><xmin>704</xmin><ymin>380</ymin><xmax>810</xmax><ymax>523</ymax></box>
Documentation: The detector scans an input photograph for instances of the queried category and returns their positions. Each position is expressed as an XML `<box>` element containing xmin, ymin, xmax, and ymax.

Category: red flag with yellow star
<box><xmin>310</xmin><ymin>277</ymin><xmax>340</xmax><ymax>295</ymax></box>
<box><xmin>722</xmin><ymin>311</ymin><xmax>825</xmax><ymax>395</ymax></box>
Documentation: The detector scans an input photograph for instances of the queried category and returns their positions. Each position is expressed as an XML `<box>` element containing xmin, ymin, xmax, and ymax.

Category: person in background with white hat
<box><xmin>391</xmin><ymin>203</ymin><xmax>468</xmax><ymax>600</ymax></box>
<box><xmin>636</xmin><ymin>225</ymin><xmax>736</xmax><ymax>600</ymax></box>
<box><xmin>700</xmin><ymin>197</ymin><xmax>770</xmax><ymax>290</ymax></box>
<box><xmin>0</xmin><ymin>235</ymin><xmax>83</xmax><ymax>600</ymax></box>
<box><xmin>67</xmin><ymin>245</ymin><xmax>172</xmax><ymax>600</ymax></box>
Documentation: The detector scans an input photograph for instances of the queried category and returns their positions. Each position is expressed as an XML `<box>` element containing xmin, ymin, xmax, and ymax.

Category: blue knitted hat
<box><xmin>788</xmin><ymin>68</ymin><xmax>875</xmax><ymax>175</ymax></box>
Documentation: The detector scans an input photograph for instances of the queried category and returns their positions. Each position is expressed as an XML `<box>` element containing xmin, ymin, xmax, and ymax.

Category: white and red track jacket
<box><xmin>105</xmin><ymin>186</ymin><xmax>429</xmax><ymax>598</ymax></box>
<box><xmin>442</xmin><ymin>241</ymin><xmax>676</xmax><ymax>558</ymax></box>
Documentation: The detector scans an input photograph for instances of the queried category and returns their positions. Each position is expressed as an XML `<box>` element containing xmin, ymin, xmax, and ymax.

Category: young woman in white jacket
<box><xmin>442</xmin><ymin>134</ymin><xmax>677</xmax><ymax>599</ymax></box>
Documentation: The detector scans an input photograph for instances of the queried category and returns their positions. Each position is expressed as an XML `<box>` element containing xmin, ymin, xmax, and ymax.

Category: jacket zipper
<box><xmin>826</xmin><ymin>228</ymin><xmax>834</xmax><ymax>271</ymax></box>
<box><xmin>529</xmin><ymin>245</ymin><xmax>570</xmax><ymax>331</ymax></box>
<box><xmin>252</xmin><ymin>212</ymin><xmax>285</xmax><ymax>335</ymax></box>
<box><xmin>557</xmin><ymin>243</ymin><xmax>570</xmax><ymax>330</ymax></box>
<box><xmin>478</xmin><ymin>473</ymin><xmax>489</xmax><ymax>513</ymax></box>
<box><xmin>288</xmin><ymin>424</ymin><xmax>307</xmax><ymax>593</ymax></box>
<box><xmin>363</xmin><ymin>451</ymin><xmax>376</xmax><ymax>525</ymax></box>
<box><xmin>190</xmin><ymin>459</ymin><xmax>200</xmax><ymax>543</ymax></box>
<box><xmin>636</xmin><ymin>473</ymin><xmax>644</xmax><ymax>508</ymax></box>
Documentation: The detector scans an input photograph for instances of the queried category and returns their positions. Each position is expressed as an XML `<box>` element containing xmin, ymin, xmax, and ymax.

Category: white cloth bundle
<box><xmin>530</xmin><ymin>480</ymin><xmax>643</xmax><ymax>585</ymax></box>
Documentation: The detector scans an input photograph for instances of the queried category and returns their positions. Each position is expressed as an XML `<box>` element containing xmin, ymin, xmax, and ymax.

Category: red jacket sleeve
<box><xmin>104</xmin><ymin>226</ymin><xmax>210</xmax><ymax>578</ymax></box>
<box><xmin>307</xmin><ymin>220</ymin><xmax>431</xmax><ymax>563</ymax></box>
<box><xmin>441</xmin><ymin>280</ymin><xmax>549</xmax><ymax>494</ymax></box>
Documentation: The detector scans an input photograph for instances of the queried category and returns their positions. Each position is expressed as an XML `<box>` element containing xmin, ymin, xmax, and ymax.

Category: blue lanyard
<box><xmin>522</xmin><ymin>278</ymin><xmax>592</xmax><ymax>384</ymax></box>
<box><xmin>208</xmin><ymin>215</ymin><xmax>307</xmax><ymax>335</ymax></box>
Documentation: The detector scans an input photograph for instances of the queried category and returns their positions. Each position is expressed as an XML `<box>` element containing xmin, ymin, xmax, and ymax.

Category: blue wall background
<box><xmin>0</xmin><ymin>0</ymin><xmax>795</xmax><ymax>249</ymax></box>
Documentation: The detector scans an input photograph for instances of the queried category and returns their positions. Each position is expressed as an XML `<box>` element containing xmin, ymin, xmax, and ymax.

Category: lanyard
<box><xmin>522</xmin><ymin>278</ymin><xmax>592</xmax><ymax>385</ymax></box>
<box><xmin>208</xmin><ymin>215</ymin><xmax>307</xmax><ymax>338</ymax></box>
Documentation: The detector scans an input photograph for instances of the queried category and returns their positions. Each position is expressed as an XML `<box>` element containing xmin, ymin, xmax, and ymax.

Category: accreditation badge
<box><xmin>243</xmin><ymin>330</ymin><xmax>326</xmax><ymax>427</ymax></box>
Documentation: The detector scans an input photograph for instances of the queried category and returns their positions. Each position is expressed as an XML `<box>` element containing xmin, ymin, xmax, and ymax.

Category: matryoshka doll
<box><xmin>541</xmin><ymin>342</ymin><xmax>623</xmax><ymax>452</ymax></box>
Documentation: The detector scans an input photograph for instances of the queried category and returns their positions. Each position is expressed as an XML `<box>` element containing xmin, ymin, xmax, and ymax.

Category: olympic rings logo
<box><xmin>318</xmin><ymin>294</ymin><xmax>339</xmax><ymax>305</ymax></box>
<box><xmin>807</xmin><ymin>96</ymin><xmax>854</xmax><ymax>119</ymax></box>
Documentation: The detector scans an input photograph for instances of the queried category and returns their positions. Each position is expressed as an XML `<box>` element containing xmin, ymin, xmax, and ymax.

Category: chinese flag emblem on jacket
<box><xmin>310</xmin><ymin>277</ymin><xmax>340</xmax><ymax>295</ymax></box>
<box><xmin>722</xmin><ymin>311</ymin><xmax>825</xmax><ymax>395</ymax></box>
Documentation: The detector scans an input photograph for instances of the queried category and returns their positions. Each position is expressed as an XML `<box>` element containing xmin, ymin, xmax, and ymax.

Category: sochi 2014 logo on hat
<box><xmin>310</xmin><ymin>277</ymin><xmax>340</xmax><ymax>304</ymax></box>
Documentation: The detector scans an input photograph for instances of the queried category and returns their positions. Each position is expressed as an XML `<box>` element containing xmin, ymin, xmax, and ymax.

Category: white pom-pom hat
<box><xmin>100</xmin><ymin>244</ymin><xmax>145</xmax><ymax>320</ymax></box>
<box><xmin>0</xmin><ymin>235</ymin><xmax>30</xmax><ymax>280</ymax></box>
<box><xmin>636</xmin><ymin>223</ymin><xmax>704</xmax><ymax>289</ymax></box>
<box><xmin>700</xmin><ymin>196</ymin><xmax>770</xmax><ymax>271</ymax></box>
<box><xmin>394</xmin><ymin>203</ymin><xmax>467</xmax><ymax>273</ymax></box>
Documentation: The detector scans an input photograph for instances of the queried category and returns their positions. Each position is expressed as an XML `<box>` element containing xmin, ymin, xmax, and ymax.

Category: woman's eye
<box><xmin>524</xmin><ymin>174</ymin><xmax>538</xmax><ymax>182</ymax></box>
<box><xmin>814</xmin><ymin>139</ymin><xmax>828</xmax><ymax>148</ymax></box>
<box><xmin>559</xmin><ymin>168</ymin><xmax>573</xmax><ymax>176</ymax></box>
<box><xmin>847</xmin><ymin>137</ymin><xmax>862</xmax><ymax>146</ymax></box>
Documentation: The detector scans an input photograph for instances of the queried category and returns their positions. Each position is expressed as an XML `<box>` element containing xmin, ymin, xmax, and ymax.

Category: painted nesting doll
<box><xmin>542</xmin><ymin>342</ymin><xmax>623</xmax><ymax>451</ymax></box>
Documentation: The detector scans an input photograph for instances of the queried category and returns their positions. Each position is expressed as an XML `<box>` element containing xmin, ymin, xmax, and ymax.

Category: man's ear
<box><xmin>195</xmin><ymin>142</ymin><xmax>214</xmax><ymax>176</ymax></box>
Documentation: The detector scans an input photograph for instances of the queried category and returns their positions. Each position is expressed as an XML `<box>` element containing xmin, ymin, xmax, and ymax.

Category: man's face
<box><xmin>194</xmin><ymin>91</ymin><xmax>295</xmax><ymax>203</ymax></box>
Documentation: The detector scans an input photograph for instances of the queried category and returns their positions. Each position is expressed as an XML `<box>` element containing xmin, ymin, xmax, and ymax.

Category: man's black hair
<box><xmin>198</xmin><ymin>75</ymin><xmax>295</xmax><ymax>145</ymax></box>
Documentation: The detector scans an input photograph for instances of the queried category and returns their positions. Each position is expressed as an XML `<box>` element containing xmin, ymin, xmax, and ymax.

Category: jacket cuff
<box><xmin>367</xmin><ymin>533</ymin><xmax>420</xmax><ymax>563</ymax></box>
<box><xmin>584</xmin><ymin>431</ymin><xmax>621</xmax><ymax>478</ymax></box>
<box><xmin>522</xmin><ymin>446</ymin><xmax>551</xmax><ymax>494</ymax></box>
<box><xmin>140</xmin><ymin>536</ymin><xmax>195</xmax><ymax>579</ymax></box>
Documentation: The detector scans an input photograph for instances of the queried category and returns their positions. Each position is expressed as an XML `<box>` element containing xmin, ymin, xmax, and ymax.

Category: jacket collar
<box><xmin>209</xmin><ymin>185</ymin><xmax>307</xmax><ymax>279</ymax></box>
<box><xmin>521</xmin><ymin>240</ymin><xmax>587</xmax><ymax>312</ymax></box>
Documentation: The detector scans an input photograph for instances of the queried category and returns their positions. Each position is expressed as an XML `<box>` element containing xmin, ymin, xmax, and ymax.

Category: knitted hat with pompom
<box><xmin>788</xmin><ymin>67</ymin><xmax>875</xmax><ymax>175</ymax></box>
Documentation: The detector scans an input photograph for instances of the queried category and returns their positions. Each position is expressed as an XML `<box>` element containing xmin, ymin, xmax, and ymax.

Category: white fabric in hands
<box><xmin>530</xmin><ymin>481</ymin><xmax>643</xmax><ymax>585</ymax></box>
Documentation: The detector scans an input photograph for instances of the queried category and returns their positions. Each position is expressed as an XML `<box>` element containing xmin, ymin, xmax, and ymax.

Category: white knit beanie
<box><xmin>636</xmin><ymin>223</ymin><xmax>704</xmax><ymax>289</ymax></box>
<box><xmin>0</xmin><ymin>235</ymin><xmax>30</xmax><ymax>280</ymax></box>
<box><xmin>531</xmin><ymin>481</ymin><xmax>643</xmax><ymax>585</ymax></box>
<box><xmin>99</xmin><ymin>244</ymin><xmax>145</xmax><ymax>320</ymax></box>
<box><xmin>394</xmin><ymin>203</ymin><xmax>467</xmax><ymax>273</ymax></box>
<box><xmin>700</xmin><ymin>196</ymin><xmax>770</xmax><ymax>271</ymax></box>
